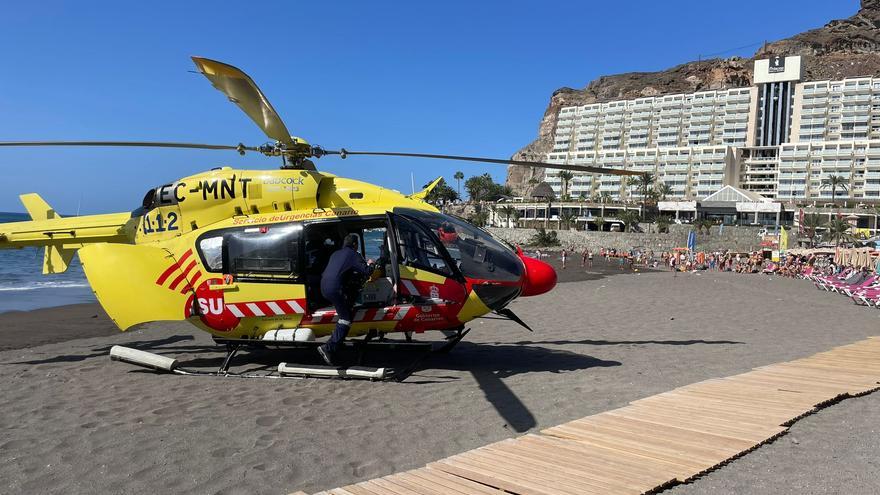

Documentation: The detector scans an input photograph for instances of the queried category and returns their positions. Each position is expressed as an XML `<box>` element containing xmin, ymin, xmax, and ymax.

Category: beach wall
<box><xmin>486</xmin><ymin>225</ymin><xmax>765</xmax><ymax>252</ymax></box>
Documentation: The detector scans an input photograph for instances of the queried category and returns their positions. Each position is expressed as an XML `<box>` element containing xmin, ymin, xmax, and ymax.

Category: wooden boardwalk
<box><xmin>298</xmin><ymin>337</ymin><xmax>880</xmax><ymax>495</ymax></box>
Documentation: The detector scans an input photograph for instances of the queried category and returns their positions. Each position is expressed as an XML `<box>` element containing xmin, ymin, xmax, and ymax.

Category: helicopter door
<box><xmin>193</xmin><ymin>223</ymin><xmax>307</xmax><ymax>334</ymax></box>
<box><xmin>386</xmin><ymin>212</ymin><xmax>466</xmax><ymax>313</ymax></box>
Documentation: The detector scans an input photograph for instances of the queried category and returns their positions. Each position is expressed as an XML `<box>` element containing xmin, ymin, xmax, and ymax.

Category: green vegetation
<box><xmin>495</xmin><ymin>205</ymin><xmax>519</xmax><ymax>228</ymax></box>
<box><xmin>557</xmin><ymin>170</ymin><xmax>574</xmax><ymax>200</ymax></box>
<box><xmin>693</xmin><ymin>219</ymin><xmax>713</xmax><ymax>235</ymax></box>
<box><xmin>465</xmin><ymin>173</ymin><xmax>512</xmax><ymax>202</ymax></box>
<box><xmin>529</xmin><ymin>228</ymin><xmax>560</xmax><ymax>247</ymax></box>
<box><xmin>820</xmin><ymin>175</ymin><xmax>849</xmax><ymax>203</ymax></box>
<box><xmin>559</xmin><ymin>210</ymin><xmax>578</xmax><ymax>230</ymax></box>
<box><xmin>423</xmin><ymin>178</ymin><xmax>458</xmax><ymax>207</ymax></box>
<box><xmin>617</xmin><ymin>210</ymin><xmax>640</xmax><ymax>232</ymax></box>
<box><xmin>655</xmin><ymin>216</ymin><xmax>672</xmax><ymax>233</ymax></box>
<box><xmin>824</xmin><ymin>218</ymin><xmax>854</xmax><ymax>246</ymax></box>
<box><xmin>453</xmin><ymin>171</ymin><xmax>464</xmax><ymax>196</ymax></box>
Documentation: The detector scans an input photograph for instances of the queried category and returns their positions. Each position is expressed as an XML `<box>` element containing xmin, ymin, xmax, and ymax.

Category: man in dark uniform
<box><xmin>317</xmin><ymin>233</ymin><xmax>371</xmax><ymax>366</ymax></box>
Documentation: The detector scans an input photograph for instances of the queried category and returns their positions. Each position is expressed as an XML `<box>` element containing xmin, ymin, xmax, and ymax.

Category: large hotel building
<box><xmin>543</xmin><ymin>56</ymin><xmax>880</xmax><ymax>203</ymax></box>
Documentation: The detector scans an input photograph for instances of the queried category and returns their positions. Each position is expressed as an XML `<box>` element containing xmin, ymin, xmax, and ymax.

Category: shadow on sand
<box><xmin>7</xmin><ymin>335</ymin><xmax>198</xmax><ymax>365</ymax></box>
<box><xmin>10</xmin><ymin>334</ymin><xmax>620</xmax><ymax>434</ymax></box>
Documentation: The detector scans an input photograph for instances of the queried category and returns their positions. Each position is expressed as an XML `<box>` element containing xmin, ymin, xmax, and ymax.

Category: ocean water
<box><xmin>0</xmin><ymin>212</ymin><xmax>96</xmax><ymax>312</ymax></box>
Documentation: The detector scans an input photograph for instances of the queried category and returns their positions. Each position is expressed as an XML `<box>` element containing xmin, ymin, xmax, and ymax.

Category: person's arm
<box><xmin>350</xmin><ymin>249</ymin><xmax>370</xmax><ymax>276</ymax></box>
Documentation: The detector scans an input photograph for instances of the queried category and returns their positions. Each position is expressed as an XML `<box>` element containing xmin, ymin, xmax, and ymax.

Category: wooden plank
<box><xmin>681</xmin><ymin>380</ymin><xmax>829</xmax><ymax>402</ymax></box>
<box><xmin>365</xmin><ymin>478</ymin><xmax>427</xmax><ymax>495</ymax></box>
<box><xmin>408</xmin><ymin>469</ymin><xmax>506</xmax><ymax>495</ymax></box>
<box><xmin>752</xmin><ymin>368</ymin><xmax>879</xmax><ymax>395</ymax></box>
<box><xmin>338</xmin><ymin>483</ymin><xmax>390</xmax><ymax>495</ymax></box>
<box><xmin>430</xmin><ymin>457</ymin><xmax>588</xmax><ymax>495</ymax></box>
<box><xmin>661</xmin><ymin>390</ymin><xmax>814</xmax><ymax>418</ymax></box>
<box><xmin>487</xmin><ymin>436</ymin><xmax>669</xmax><ymax>489</ymax></box>
<box><xmin>329</xmin><ymin>488</ymin><xmax>368</xmax><ymax>495</ymax></box>
<box><xmin>396</xmin><ymin>470</ymin><xmax>500</xmax><ymax>495</ymax></box>
<box><xmin>765</xmin><ymin>362</ymin><xmax>880</xmax><ymax>381</ymax></box>
<box><xmin>463</xmin><ymin>447</ymin><xmax>638</xmax><ymax>494</ymax></box>
<box><xmin>501</xmin><ymin>435</ymin><xmax>683</xmax><ymax>487</ymax></box>
<box><xmin>571</xmin><ymin>413</ymin><xmax>756</xmax><ymax>455</ymax></box>
<box><xmin>728</xmin><ymin>373</ymin><xmax>853</xmax><ymax>396</ymax></box>
<box><xmin>378</xmin><ymin>476</ymin><xmax>448</xmax><ymax>495</ymax></box>
<box><xmin>607</xmin><ymin>406</ymin><xmax>786</xmax><ymax>443</ymax></box>
<box><xmin>630</xmin><ymin>395</ymin><xmax>799</xmax><ymax>425</ymax></box>
<box><xmin>458</xmin><ymin>448</ymin><xmax>620</xmax><ymax>495</ymax></box>
<box><xmin>542</xmin><ymin>423</ymin><xmax>720</xmax><ymax>474</ymax></box>
<box><xmin>544</xmin><ymin>422</ymin><xmax>732</xmax><ymax>469</ymax></box>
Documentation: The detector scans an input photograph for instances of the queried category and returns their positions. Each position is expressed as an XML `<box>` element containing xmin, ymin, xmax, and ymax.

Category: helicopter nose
<box><xmin>518</xmin><ymin>251</ymin><xmax>557</xmax><ymax>297</ymax></box>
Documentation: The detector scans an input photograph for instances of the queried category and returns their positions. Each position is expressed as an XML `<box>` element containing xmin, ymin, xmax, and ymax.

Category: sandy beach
<box><xmin>1</xmin><ymin>258</ymin><xmax>878</xmax><ymax>495</ymax></box>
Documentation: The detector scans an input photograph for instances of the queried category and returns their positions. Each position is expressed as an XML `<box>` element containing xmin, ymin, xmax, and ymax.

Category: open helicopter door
<box><xmin>385</xmin><ymin>212</ymin><xmax>467</xmax><ymax>332</ymax></box>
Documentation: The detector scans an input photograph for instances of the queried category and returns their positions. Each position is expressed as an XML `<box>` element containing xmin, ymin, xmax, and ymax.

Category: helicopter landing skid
<box><xmin>108</xmin><ymin>329</ymin><xmax>469</xmax><ymax>382</ymax></box>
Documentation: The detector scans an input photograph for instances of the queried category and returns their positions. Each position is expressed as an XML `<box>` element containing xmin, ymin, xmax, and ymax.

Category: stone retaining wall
<box><xmin>485</xmin><ymin>225</ymin><xmax>765</xmax><ymax>253</ymax></box>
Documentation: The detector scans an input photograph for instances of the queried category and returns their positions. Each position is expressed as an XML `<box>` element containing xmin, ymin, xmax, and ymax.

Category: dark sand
<box><xmin>0</xmin><ymin>303</ymin><xmax>116</xmax><ymax>351</ymax></box>
<box><xmin>1</xmin><ymin>261</ymin><xmax>878</xmax><ymax>495</ymax></box>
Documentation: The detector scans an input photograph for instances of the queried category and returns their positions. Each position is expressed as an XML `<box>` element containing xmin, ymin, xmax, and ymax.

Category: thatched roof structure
<box><xmin>530</xmin><ymin>182</ymin><xmax>556</xmax><ymax>201</ymax></box>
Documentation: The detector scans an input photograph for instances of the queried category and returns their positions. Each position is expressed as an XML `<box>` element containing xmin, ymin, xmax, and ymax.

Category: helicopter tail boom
<box><xmin>0</xmin><ymin>194</ymin><xmax>136</xmax><ymax>274</ymax></box>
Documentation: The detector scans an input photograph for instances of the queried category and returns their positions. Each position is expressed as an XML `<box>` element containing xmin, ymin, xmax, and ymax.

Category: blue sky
<box><xmin>0</xmin><ymin>0</ymin><xmax>858</xmax><ymax>213</ymax></box>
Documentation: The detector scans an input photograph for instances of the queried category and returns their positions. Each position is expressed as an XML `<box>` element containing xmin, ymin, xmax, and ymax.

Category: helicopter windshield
<box><xmin>394</xmin><ymin>208</ymin><xmax>523</xmax><ymax>283</ymax></box>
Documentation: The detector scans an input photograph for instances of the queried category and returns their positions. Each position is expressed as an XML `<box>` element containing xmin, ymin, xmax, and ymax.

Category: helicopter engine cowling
<box><xmin>518</xmin><ymin>252</ymin><xmax>557</xmax><ymax>297</ymax></box>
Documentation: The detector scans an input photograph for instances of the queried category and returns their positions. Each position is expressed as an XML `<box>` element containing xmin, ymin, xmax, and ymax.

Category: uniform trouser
<box><xmin>322</xmin><ymin>289</ymin><xmax>353</xmax><ymax>353</ymax></box>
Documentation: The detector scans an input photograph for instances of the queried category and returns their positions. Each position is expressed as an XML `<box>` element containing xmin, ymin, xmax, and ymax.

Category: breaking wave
<box><xmin>0</xmin><ymin>281</ymin><xmax>91</xmax><ymax>292</ymax></box>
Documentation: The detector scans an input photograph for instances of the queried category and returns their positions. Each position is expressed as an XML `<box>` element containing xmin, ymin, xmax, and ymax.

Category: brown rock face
<box><xmin>506</xmin><ymin>1</ymin><xmax>880</xmax><ymax>195</ymax></box>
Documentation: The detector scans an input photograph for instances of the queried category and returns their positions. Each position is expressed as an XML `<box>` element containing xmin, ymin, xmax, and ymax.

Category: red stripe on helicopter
<box><xmin>180</xmin><ymin>271</ymin><xmax>202</xmax><ymax>293</ymax></box>
<box><xmin>168</xmin><ymin>260</ymin><xmax>197</xmax><ymax>291</ymax></box>
<box><xmin>303</xmin><ymin>305</ymin><xmax>412</xmax><ymax>325</ymax></box>
<box><xmin>155</xmin><ymin>249</ymin><xmax>194</xmax><ymax>285</ymax></box>
<box><xmin>224</xmin><ymin>299</ymin><xmax>306</xmax><ymax>318</ymax></box>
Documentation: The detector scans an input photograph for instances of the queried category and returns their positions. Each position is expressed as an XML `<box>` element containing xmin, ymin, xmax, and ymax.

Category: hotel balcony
<box><xmin>803</xmin><ymin>97</ymin><xmax>829</xmax><ymax>107</ymax></box>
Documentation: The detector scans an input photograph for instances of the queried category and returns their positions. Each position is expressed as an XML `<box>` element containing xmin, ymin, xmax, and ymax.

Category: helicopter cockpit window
<box><xmin>394</xmin><ymin>208</ymin><xmax>523</xmax><ymax>283</ymax></box>
<box><xmin>393</xmin><ymin>216</ymin><xmax>452</xmax><ymax>277</ymax></box>
<box><xmin>199</xmin><ymin>236</ymin><xmax>224</xmax><ymax>271</ymax></box>
<box><xmin>221</xmin><ymin>224</ymin><xmax>302</xmax><ymax>281</ymax></box>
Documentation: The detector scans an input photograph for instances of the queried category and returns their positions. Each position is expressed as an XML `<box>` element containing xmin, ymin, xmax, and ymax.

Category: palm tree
<box><xmin>626</xmin><ymin>176</ymin><xmax>639</xmax><ymax>202</ymax></box>
<box><xmin>560</xmin><ymin>210</ymin><xmax>578</xmax><ymax>230</ymax></box>
<box><xmin>825</xmin><ymin>218</ymin><xmax>854</xmax><ymax>246</ymax></box>
<box><xmin>634</xmin><ymin>172</ymin><xmax>657</xmax><ymax>219</ymax></box>
<box><xmin>618</xmin><ymin>210</ymin><xmax>640</xmax><ymax>232</ymax></box>
<box><xmin>820</xmin><ymin>175</ymin><xmax>849</xmax><ymax>204</ymax></box>
<box><xmin>655</xmin><ymin>216</ymin><xmax>672</xmax><ymax>234</ymax></box>
<box><xmin>529</xmin><ymin>228</ymin><xmax>560</xmax><ymax>247</ymax></box>
<box><xmin>496</xmin><ymin>205</ymin><xmax>518</xmax><ymax>228</ymax></box>
<box><xmin>801</xmin><ymin>214</ymin><xmax>824</xmax><ymax>247</ymax></box>
<box><xmin>593</xmin><ymin>216</ymin><xmax>607</xmax><ymax>232</ymax></box>
<box><xmin>557</xmin><ymin>170</ymin><xmax>575</xmax><ymax>200</ymax></box>
<box><xmin>694</xmin><ymin>219</ymin><xmax>713</xmax><ymax>235</ymax></box>
<box><xmin>656</xmin><ymin>182</ymin><xmax>674</xmax><ymax>201</ymax></box>
<box><xmin>454</xmin><ymin>171</ymin><xmax>464</xmax><ymax>197</ymax></box>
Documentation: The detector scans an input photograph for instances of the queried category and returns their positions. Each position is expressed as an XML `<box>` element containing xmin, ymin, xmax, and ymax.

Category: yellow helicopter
<box><xmin>0</xmin><ymin>57</ymin><xmax>639</xmax><ymax>379</ymax></box>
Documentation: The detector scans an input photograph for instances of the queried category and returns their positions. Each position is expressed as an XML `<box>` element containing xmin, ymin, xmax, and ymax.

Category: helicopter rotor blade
<box><xmin>318</xmin><ymin>149</ymin><xmax>643</xmax><ymax>176</ymax></box>
<box><xmin>0</xmin><ymin>141</ymin><xmax>259</xmax><ymax>153</ymax></box>
<box><xmin>191</xmin><ymin>56</ymin><xmax>293</xmax><ymax>147</ymax></box>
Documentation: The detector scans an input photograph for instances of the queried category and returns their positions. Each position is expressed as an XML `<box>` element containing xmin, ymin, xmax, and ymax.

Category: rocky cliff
<box><xmin>507</xmin><ymin>0</ymin><xmax>880</xmax><ymax>195</ymax></box>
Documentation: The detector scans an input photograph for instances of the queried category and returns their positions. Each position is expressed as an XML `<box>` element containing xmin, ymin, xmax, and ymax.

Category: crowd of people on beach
<box><xmin>533</xmin><ymin>246</ymin><xmax>861</xmax><ymax>281</ymax></box>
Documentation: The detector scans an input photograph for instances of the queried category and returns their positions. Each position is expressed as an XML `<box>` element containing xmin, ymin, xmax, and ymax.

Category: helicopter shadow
<box><xmin>425</xmin><ymin>342</ymin><xmax>621</xmax><ymax>433</ymax></box>
<box><xmin>6</xmin><ymin>335</ymin><xmax>200</xmax><ymax>365</ymax></box>
<box><xmin>167</xmin><ymin>339</ymin><xmax>621</xmax><ymax>434</ymax></box>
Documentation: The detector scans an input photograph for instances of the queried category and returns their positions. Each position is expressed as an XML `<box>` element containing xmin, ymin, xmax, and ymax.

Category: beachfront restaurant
<box><xmin>660</xmin><ymin>185</ymin><xmax>790</xmax><ymax>227</ymax></box>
